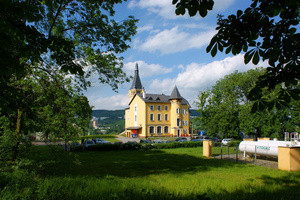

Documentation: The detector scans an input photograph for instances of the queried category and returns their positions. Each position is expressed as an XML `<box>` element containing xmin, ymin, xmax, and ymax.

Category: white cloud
<box><xmin>128</xmin><ymin>0</ymin><xmax>178</xmax><ymax>19</ymax></box>
<box><xmin>149</xmin><ymin>54</ymin><xmax>268</xmax><ymax>107</ymax></box>
<box><xmin>124</xmin><ymin>60</ymin><xmax>172</xmax><ymax>78</ymax></box>
<box><xmin>128</xmin><ymin>0</ymin><xmax>236</xmax><ymax>19</ymax></box>
<box><xmin>137</xmin><ymin>24</ymin><xmax>153</xmax><ymax>32</ymax></box>
<box><xmin>92</xmin><ymin>94</ymin><xmax>129</xmax><ymax>110</ymax></box>
<box><xmin>214</xmin><ymin>0</ymin><xmax>235</xmax><ymax>12</ymax></box>
<box><xmin>138</xmin><ymin>26</ymin><xmax>216</xmax><ymax>54</ymax></box>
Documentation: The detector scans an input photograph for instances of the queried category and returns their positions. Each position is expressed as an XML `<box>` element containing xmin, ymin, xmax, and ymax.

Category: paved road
<box><xmin>116</xmin><ymin>135</ymin><xmax>141</xmax><ymax>143</ymax></box>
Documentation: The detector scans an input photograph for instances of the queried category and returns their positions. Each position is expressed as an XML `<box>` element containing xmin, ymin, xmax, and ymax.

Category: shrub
<box><xmin>71</xmin><ymin>141</ymin><xmax>204</xmax><ymax>152</ymax></box>
<box><xmin>228</xmin><ymin>140</ymin><xmax>241</xmax><ymax>147</ymax></box>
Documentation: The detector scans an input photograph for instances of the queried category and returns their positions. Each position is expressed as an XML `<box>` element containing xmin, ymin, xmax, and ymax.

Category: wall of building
<box><xmin>126</xmin><ymin>95</ymin><xmax>146</xmax><ymax>137</ymax></box>
<box><xmin>145</xmin><ymin>102</ymin><xmax>171</xmax><ymax>137</ymax></box>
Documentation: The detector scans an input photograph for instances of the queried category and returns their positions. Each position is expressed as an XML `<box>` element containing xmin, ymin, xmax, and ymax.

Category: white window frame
<box><xmin>150</xmin><ymin>105</ymin><xmax>154</xmax><ymax>111</ymax></box>
<box><xmin>158</xmin><ymin>113</ymin><xmax>161</xmax><ymax>121</ymax></box>
<box><xmin>176</xmin><ymin>108</ymin><xmax>181</xmax><ymax>114</ymax></box>
<box><xmin>164</xmin><ymin>105</ymin><xmax>168</xmax><ymax>111</ymax></box>
<box><xmin>150</xmin><ymin>114</ymin><xmax>154</xmax><ymax>121</ymax></box>
<box><xmin>165</xmin><ymin>114</ymin><xmax>168</xmax><ymax>121</ymax></box>
<box><xmin>157</xmin><ymin>105</ymin><xmax>161</xmax><ymax>111</ymax></box>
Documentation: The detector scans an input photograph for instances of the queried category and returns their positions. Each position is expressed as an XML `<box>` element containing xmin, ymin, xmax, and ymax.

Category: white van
<box><xmin>221</xmin><ymin>138</ymin><xmax>232</xmax><ymax>145</ymax></box>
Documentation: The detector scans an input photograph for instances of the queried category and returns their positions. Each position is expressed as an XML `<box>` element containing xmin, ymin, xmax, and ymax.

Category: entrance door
<box><xmin>177</xmin><ymin>129</ymin><xmax>180</xmax><ymax>137</ymax></box>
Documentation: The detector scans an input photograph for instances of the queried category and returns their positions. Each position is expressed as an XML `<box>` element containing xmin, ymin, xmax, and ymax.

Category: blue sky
<box><xmin>84</xmin><ymin>0</ymin><xmax>267</xmax><ymax>110</ymax></box>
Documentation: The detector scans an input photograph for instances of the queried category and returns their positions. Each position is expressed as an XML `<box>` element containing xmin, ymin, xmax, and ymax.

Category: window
<box><xmin>134</xmin><ymin>106</ymin><xmax>137</xmax><ymax>112</ymax></box>
<box><xmin>157</xmin><ymin>126</ymin><xmax>162</xmax><ymax>135</ymax></box>
<box><xmin>150</xmin><ymin>114</ymin><xmax>154</xmax><ymax>121</ymax></box>
<box><xmin>157</xmin><ymin>105</ymin><xmax>161</xmax><ymax>111</ymax></box>
<box><xmin>150</xmin><ymin>105</ymin><xmax>154</xmax><ymax>111</ymax></box>
<box><xmin>164</xmin><ymin>126</ymin><xmax>169</xmax><ymax>133</ymax></box>
<box><xmin>158</xmin><ymin>114</ymin><xmax>161</xmax><ymax>121</ymax></box>
<box><xmin>164</xmin><ymin>105</ymin><xmax>168</xmax><ymax>111</ymax></box>
<box><xmin>176</xmin><ymin>108</ymin><xmax>181</xmax><ymax>114</ymax></box>
<box><xmin>183</xmin><ymin>120</ymin><xmax>187</xmax><ymax>126</ymax></box>
<box><xmin>149</xmin><ymin>126</ymin><xmax>154</xmax><ymax>135</ymax></box>
<box><xmin>177</xmin><ymin>118</ymin><xmax>181</xmax><ymax>127</ymax></box>
<box><xmin>165</xmin><ymin>114</ymin><xmax>168</xmax><ymax>121</ymax></box>
<box><xmin>134</xmin><ymin>115</ymin><xmax>137</xmax><ymax>122</ymax></box>
<box><xmin>183</xmin><ymin>109</ymin><xmax>188</xmax><ymax>114</ymax></box>
<box><xmin>183</xmin><ymin>129</ymin><xmax>187</xmax><ymax>134</ymax></box>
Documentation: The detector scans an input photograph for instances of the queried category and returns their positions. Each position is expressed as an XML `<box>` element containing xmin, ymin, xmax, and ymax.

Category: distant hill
<box><xmin>190</xmin><ymin>109</ymin><xmax>200</xmax><ymax>117</ymax></box>
<box><xmin>92</xmin><ymin>109</ymin><xmax>200</xmax><ymax>124</ymax></box>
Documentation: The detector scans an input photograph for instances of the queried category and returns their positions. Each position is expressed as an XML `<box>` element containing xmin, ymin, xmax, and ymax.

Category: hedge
<box><xmin>71</xmin><ymin>141</ymin><xmax>204</xmax><ymax>152</ymax></box>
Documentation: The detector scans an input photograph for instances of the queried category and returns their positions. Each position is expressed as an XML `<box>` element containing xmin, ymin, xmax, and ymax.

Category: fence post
<box><xmin>221</xmin><ymin>144</ymin><xmax>223</xmax><ymax>159</ymax></box>
<box><xmin>254</xmin><ymin>145</ymin><xmax>257</xmax><ymax>164</ymax></box>
<box><xmin>244</xmin><ymin>146</ymin><xmax>246</xmax><ymax>161</ymax></box>
<box><xmin>227</xmin><ymin>144</ymin><xmax>229</xmax><ymax>158</ymax></box>
<box><xmin>236</xmin><ymin>143</ymin><xmax>238</xmax><ymax>162</ymax></box>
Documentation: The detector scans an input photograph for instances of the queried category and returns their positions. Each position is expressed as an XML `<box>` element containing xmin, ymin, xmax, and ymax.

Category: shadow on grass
<box><xmin>206</xmin><ymin>174</ymin><xmax>300</xmax><ymax>200</ymax></box>
<box><xmin>28</xmin><ymin>146</ymin><xmax>247</xmax><ymax>178</ymax></box>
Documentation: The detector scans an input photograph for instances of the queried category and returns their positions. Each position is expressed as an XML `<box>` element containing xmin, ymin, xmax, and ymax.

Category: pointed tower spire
<box><xmin>130</xmin><ymin>63</ymin><xmax>143</xmax><ymax>90</ymax></box>
<box><xmin>170</xmin><ymin>86</ymin><xmax>183</xmax><ymax>99</ymax></box>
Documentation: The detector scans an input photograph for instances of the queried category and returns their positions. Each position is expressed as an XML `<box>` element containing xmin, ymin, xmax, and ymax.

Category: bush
<box><xmin>228</xmin><ymin>140</ymin><xmax>241</xmax><ymax>147</ymax></box>
<box><xmin>71</xmin><ymin>141</ymin><xmax>204</xmax><ymax>152</ymax></box>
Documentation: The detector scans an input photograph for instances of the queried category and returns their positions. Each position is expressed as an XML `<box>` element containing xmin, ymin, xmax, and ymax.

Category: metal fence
<box><xmin>211</xmin><ymin>142</ymin><xmax>278</xmax><ymax>169</ymax></box>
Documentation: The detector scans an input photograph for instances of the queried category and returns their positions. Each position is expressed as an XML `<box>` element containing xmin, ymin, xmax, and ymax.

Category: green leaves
<box><xmin>173</xmin><ymin>0</ymin><xmax>214</xmax><ymax>17</ymax></box>
<box><xmin>206</xmin><ymin>35</ymin><xmax>224</xmax><ymax>57</ymax></box>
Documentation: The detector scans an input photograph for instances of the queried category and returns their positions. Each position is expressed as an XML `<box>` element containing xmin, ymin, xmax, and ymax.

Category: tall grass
<box><xmin>1</xmin><ymin>146</ymin><xmax>299</xmax><ymax>200</ymax></box>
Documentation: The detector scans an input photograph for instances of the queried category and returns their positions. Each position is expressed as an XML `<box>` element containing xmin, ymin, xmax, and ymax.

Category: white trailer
<box><xmin>239</xmin><ymin>140</ymin><xmax>300</xmax><ymax>157</ymax></box>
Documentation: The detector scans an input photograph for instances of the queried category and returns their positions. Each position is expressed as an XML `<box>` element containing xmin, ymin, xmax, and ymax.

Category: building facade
<box><xmin>125</xmin><ymin>64</ymin><xmax>190</xmax><ymax>138</ymax></box>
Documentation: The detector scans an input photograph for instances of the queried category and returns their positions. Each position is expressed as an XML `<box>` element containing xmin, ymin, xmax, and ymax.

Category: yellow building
<box><xmin>125</xmin><ymin>63</ymin><xmax>190</xmax><ymax>138</ymax></box>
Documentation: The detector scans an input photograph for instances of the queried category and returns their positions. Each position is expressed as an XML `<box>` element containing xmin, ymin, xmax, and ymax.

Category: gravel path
<box><xmin>213</xmin><ymin>153</ymin><xmax>278</xmax><ymax>169</ymax></box>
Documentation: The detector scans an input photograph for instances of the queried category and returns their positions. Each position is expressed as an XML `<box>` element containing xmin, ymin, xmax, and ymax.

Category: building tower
<box><xmin>169</xmin><ymin>86</ymin><xmax>183</xmax><ymax>137</ymax></box>
<box><xmin>129</xmin><ymin>63</ymin><xmax>144</xmax><ymax>100</ymax></box>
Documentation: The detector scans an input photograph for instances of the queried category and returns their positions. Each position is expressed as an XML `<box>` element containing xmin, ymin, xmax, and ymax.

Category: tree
<box><xmin>195</xmin><ymin>68</ymin><xmax>299</xmax><ymax>139</ymax></box>
<box><xmin>0</xmin><ymin>0</ymin><xmax>137</xmax><ymax>163</ymax></box>
<box><xmin>0</xmin><ymin>68</ymin><xmax>92</xmax><ymax>162</ymax></box>
<box><xmin>173</xmin><ymin>0</ymin><xmax>299</xmax><ymax>110</ymax></box>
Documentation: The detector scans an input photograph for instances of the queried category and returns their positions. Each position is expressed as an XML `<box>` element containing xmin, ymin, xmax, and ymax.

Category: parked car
<box><xmin>191</xmin><ymin>136</ymin><xmax>203</xmax><ymax>142</ymax></box>
<box><xmin>95</xmin><ymin>138</ymin><xmax>111</xmax><ymax>144</ymax></box>
<box><xmin>140</xmin><ymin>139</ymin><xmax>153</xmax><ymax>144</ymax></box>
<box><xmin>191</xmin><ymin>136</ymin><xmax>210</xmax><ymax>142</ymax></box>
<box><xmin>175</xmin><ymin>137</ymin><xmax>188</xmax><ymax>142</ymax></box>
<box><xmin>153</xmin><ymin>139</ymin><xmax>164</xmax><ymax>144</ymax></box>
<box><xmin>221</xmin><ymin>138</ymin><xmax>232</xmax><ymax>145</ymax></box>
<box><xmin>84</xmin><ymin>140</ymin><xmax>95</xmax><ymax>147</ymax></box>
<box><xmin>212</xmin><ymin>137</ymin><xmax>221</xmax><ymax>142</ymax></box>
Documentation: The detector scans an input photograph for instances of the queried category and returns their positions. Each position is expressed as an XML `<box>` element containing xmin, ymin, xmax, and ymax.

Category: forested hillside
<box><xmin>92</xmin><ymin>109</ymin><xmax>200</xmax><ymax>124</ymax></box>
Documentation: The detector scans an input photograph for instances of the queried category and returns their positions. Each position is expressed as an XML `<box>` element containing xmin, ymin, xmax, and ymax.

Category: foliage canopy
<box><xmin>0</xmin><ymin>0</ymin><xmax>138</xmax><ymax>163</ymax></box>
<box><xmin>195</xmin><ymin>68</ymin><xmax>299</xmax><ymax>138</ymax></box>
<box><xmin>173</xmin><ymin>0</ymin><xmax>299</xmax><ymax>110</ymax></box>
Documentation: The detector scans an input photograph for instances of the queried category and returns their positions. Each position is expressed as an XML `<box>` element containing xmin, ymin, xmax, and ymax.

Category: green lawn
<box><xmin>1</xmin><ymin>146</ymin><xmax>299</xmax><ymax>200</ymax></box>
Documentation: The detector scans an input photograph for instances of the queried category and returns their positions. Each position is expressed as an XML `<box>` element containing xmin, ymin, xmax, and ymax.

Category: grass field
<box><xmin>1</xmin><ymin>146</ymin><xmax>299</xmax><ymax>200</ymax></box>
